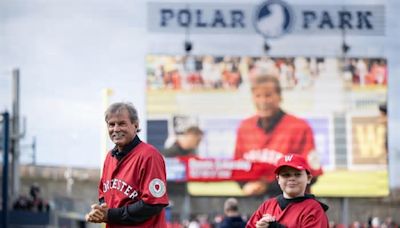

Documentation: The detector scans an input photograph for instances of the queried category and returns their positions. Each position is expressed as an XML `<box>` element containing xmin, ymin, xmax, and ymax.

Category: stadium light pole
<box><xmin>2</xmin><ymin>112</ymin><xmax>10</xmax><ymax>228</ymax></box>
<box><xmin>101</xmin><ymin>88</ymin><xmax>113</xmax><ymax>172</ymax></box>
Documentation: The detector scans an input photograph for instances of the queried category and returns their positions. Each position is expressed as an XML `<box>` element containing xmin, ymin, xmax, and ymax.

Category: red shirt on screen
<box><xmin>234</xmin><ymin>114</ymin><xmax>322</xmax><ymax>181</ymax></box>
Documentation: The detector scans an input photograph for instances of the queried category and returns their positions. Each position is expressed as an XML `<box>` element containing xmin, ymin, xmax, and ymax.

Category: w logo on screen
<box><xmin>254</xmin><ymin>0</ymin><xmax>294</xmax><ymax>38</ymax></box>
<box><xmin>284</xmin><ymin>155</ymin><xmax>293</xmax><ymax>162</ymax></box>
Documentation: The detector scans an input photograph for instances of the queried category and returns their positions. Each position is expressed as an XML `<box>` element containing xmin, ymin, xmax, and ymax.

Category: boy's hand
<box><xmin>255</xmin><ymin>214</ymin><xmax>275</xmax><ymax>228</ymax></box>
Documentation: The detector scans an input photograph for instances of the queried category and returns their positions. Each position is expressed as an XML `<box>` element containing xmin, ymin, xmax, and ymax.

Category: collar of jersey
<box><xmin>111</xmin><ymin>135</ymin><xmax>142</xmax><ymax>161</ymax></box>
<box><xmin>276</xmin><ymin>194</ymin><xmax>329</xmax><ymax>212</ymax></box>
<box><xmin>276</xmin><ymin>194</ymin><xmax>314</xmax><ymax>210</ymax></box>
<box><xmin>257</xmin><ymin>109</ymin><xmax>285</xmax><ymax>133</ymax></box>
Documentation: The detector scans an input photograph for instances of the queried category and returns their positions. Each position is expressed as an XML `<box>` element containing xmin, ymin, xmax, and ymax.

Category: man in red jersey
<box><xmin>85</xmin><ymin>102</ymin><xmax>169</xmax><ymax>227</ymax></box>
<box><xmin>234</xmin><ymin>75</ymin><xmax>323</xmax><ymax>196</ymax></box>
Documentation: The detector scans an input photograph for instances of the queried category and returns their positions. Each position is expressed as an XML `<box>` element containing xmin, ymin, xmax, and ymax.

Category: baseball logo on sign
<box><xmin>253</xmin><ymin>0</ymin><xmax>294</xmax><ymax>38</ymax></box>
<box><xmin>149</xmin><ymin>178</ymin><xmax>166</xmax><ymax>198</ymax></box>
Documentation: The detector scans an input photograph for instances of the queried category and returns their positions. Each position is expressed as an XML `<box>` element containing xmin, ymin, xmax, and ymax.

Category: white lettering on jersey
<box><xmin>120</xmin><ymin>180</ymin><xmax>128</xmax><ymax>192</ymax></box>
<box><xmin>111</xmin><ymin>179</ymin><xmax>117</xmax><ymax>189</ymax></box>
<box><xmin>124</xmin><ymin>186</ymin><xmax>132</xmax><ymax>196</ymax></box>
<box><xmin>103</xmin><ymin>178</ymin><xmax>138</xmax><ymax>200</ymax></box>
<box><xmin>103</xmin><ymin>180</ymin><xmax>110</xmax><ymax>192</ymax></box>
<box><xmin>243</xmin><ymin>149</ymin><xmax>283</xmax><ymax>164</ymax></box>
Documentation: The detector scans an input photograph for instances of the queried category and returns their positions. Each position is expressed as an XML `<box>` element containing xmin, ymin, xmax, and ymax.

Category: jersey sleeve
<box><xmin>301</xmin><ymin>200</ymin><xmax>329</xmax><ymax>228</ymax></box>
<box><xmin>246</xmin><ymin>200</ymin><xmax>269</xmax><ymax>228</ymax></box>
<box><xmin>98</xmin><ymin>179</ymin><xmax>104</xmax><ymax>202</ymax></box>
<box><xmin>98</xmin><ymin>154</ymin><xmax>109</xmax><ymax>201</ymax></box>
<box><xmin>139</xmin><ymin>148</ymin><xmax>169</xmax><ymax>205</ymax></box>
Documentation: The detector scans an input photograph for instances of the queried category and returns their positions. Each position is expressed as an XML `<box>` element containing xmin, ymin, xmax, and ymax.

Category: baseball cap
<box><xmin>274</xmin><ymin>154</ymin><xmax>311</xmax><ymax>174</ymax></box>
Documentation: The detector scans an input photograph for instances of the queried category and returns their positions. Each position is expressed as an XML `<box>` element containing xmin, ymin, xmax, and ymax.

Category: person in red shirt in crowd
<box><xmin>234</xmin><ymin>74</ymin><xmax>323</xmax><ymax>196</ymax></box>
<box><xmin>246</xmin><ymin>154</ymin><xmax>329</xmax><ymax>228</ymax></box>
<box><xmin>85</xmin><ymin>102</ymin><xmax>169</xmax><ymax>227</ymax></box>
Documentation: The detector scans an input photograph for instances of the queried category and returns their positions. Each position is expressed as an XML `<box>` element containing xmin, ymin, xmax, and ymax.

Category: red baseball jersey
<box><xmin>234</xmin><ymin>114</ymin><xmax>322</xmax><ymax>181</ymax></box>
<box><xmin>99</xmin><ymin>142</ymin><xmax>169</xmax><ymax>228</ymax></box>
<box><xmin>246</xmin><ymin>197</ymin><xmax>329</xmax><ymax>228</ymax></box>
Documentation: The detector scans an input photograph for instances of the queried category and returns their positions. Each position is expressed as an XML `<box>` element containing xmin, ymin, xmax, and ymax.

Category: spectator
<box><xmin>383</xmin><ymin>216</ymin><xmax>398</xmax><ymax>228</ymax></box>
<box><xmin>13</xmin><ymin>195</ymin><xmax>33</xmax><ymax>211</ymax></box>
<box><xmin>219</xmin><ymin>198</ymin><xmax>246</xmax><ymax>228</ymax></box>
<box><xmin>188</xmin><ymin>218</ymin><xmax>200</xmax><ymax>228</ymax></box>
<box><xmin>163</xmin><ymin>126</ymin><xmax>204</xmax><ymax>158</ymax></box>
<box><xmin>13</xmin><ymin>183</ymin><xmax>50</xmax><ymax>212</ymax></box>
<box><xmin>29</xmin><ymin>183</ymin><xmax>50</xmax><ymax>212</ymax></box>
<box><xmin>371</xmin><ymin>217</ymin><xmax>381</xmax><ymax>228</ymax></box>
<box><xmin>350</xmin><ymin>221</ymin><xmax>362</xmax><ymax>228</ymax></box>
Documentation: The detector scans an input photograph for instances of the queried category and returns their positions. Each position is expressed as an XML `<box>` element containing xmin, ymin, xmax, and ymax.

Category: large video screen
<box><xmin>146</xmin><ymin>55</ymin><xmax>388</xmax><ymax>197</ymax></box>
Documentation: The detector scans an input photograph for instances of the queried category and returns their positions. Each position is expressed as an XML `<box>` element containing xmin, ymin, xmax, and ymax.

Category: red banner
<box><xmin>170</xmin><ymin>157</ymin><xmax>277</xmax><ymax>182</ymax></box>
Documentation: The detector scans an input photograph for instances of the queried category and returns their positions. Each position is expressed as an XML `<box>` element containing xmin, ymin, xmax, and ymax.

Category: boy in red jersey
<box><xmin>246</xmin><ymin>154</ymin><xmax>329</xmax><ymax>228</ymax></box>
<box><xmin>85</xmin><ymin>102</ymin><xmax>169</xmax><ymax>227</ymax></box>
<box><xmin>234</xmin><ymin>74</ymin><xmax>323</xmax><ymax>196</ymax></box>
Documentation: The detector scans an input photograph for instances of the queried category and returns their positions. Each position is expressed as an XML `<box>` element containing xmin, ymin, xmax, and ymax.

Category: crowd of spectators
<box><xmin>147</xmin><ymin>55</ymin><xmax>387</xmax><ymax>92</ymax></box>
<box><xmin>12</xmin><ymin>183</ymin><xmax>50</xmax><ymax>212</ymax></box>
<box><xmin>343</xmin><ymin>58</ymin><xmax>387</xmax><ymax>86</ymax></box>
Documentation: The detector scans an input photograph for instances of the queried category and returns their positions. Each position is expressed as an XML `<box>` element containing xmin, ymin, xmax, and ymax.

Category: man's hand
<box><xmin>85</xmin><ymin>203</ymin><xmax>108</xmax><ymax>223</ymax></box>
<box><xmin>255</xmin><ymin>214</ymin><xmax>276</xmax><ymax>228</ymax></box>
<box><xmin>243</xmin><ymin>180</ymin><xmax>268</xmax><ymax>196</ymax></box>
